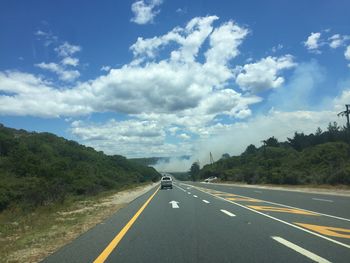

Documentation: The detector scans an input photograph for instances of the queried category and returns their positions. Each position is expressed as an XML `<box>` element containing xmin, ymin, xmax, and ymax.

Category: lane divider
<box><xmin>271</xmin><ymin>236</ymin><xmax>331</xmax><ymax>263</ymax></box>
<box><xmin>173</xmin><ymin>184</ymin><xmax>186</xmax><ymax>192</ymax></box>
<box><xmin>202</xmin><ymin>200</ymin><xmax>210</xmax><ymax>204</ymax></box>
<box><xmin>93</xmin><ymin>187</ymin><xmax>159</xmax><ymax>263</ymax></box>
<box><xmin>220</xmin><ymin>209</ymin><xmax>236</xmax><ymax>217</ymax></box>
<box><xmin>312</xmin><ymin>198</ymin><xmax>333</xmax><ymax>203</ymax></box>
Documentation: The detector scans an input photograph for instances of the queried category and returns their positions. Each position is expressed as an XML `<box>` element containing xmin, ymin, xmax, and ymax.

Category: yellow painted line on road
<box><xmin>247</xmin><ymin>206</ymin><xmax>319</xmax><ymax>215</ymax></box>
<box><xmin>214</xmin><ymin>193</ymin><xmax>238</xmax><ymax>197</ymax></box>
<box><xmin>295</xmin><ymin>223</ymin><xmax>350</xmax><ymax>239</ymax></box>
<box><xmin>93</xmin><ymin>187</ymin><xmax>159</xmax><ymax>263</ymax></box>
<box><xmin>226</xmin><ymin>197</ymin><xmax>261</xmax><ymax>202</ymax></box>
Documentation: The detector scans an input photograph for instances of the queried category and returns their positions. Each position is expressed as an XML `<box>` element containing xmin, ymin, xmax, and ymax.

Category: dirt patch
<box><xmin>1</xmin><ymin>183</ymin><xmax>158</xmax><ymax>263</ymax></box>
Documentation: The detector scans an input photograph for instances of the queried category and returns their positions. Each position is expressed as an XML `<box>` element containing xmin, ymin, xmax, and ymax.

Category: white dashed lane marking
<box><xmin>271</xmin><ymin>236</ymin><xmax>331</xmax><ymax>263</ymax></box>
<box><xmin>220</xmin><ymin>209</ymin><xmax>236</xmax><ymax>217</ymax></box>
<box><xmin>312</xmin><ymin>198</ymin><xmax>333</xmax><ymax>203</ymax></box>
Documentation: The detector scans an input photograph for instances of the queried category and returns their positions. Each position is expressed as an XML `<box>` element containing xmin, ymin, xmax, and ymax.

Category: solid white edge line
<box><xmin>181</xmin><ymin>183</ymin><xmax>350</xmax><ymax>249</ymax></box>
<box><xmin>312</xmin><ymin>198</ymin><xmax>334</xmax><ymax>203</ymax></box>
<box><xmin>220</xmin><ymin>209</ymin><xmax>236</xmax><ymax>217</ymax></box>
<box><xmin>202</xmin><ymin>200</ymin><xmax>210</xmax><ymax>203</ymax></box>
<box><xmin>194</xmin><ymin>184</ymin><xmax>350</xmax><ymax>222</ymax></box>
<box><xmin>271</xmin><ymin>236</ymin><xmax>331</xmax><ymax>263</ymax></box>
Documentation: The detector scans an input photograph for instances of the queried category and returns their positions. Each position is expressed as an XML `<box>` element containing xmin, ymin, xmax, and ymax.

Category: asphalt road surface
<box><xmin>43</xmin><ymin>181</ymin><xmax>350</xmax><ymax>263</ymax></box>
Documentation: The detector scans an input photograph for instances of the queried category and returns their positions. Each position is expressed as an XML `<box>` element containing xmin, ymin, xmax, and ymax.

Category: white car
<box><xmin>160</xmin><ymin>176</ymin><xmax>173</xmax><ymax>189</ymax></box>
<box><xmin>204</xmin><ymin>176</ymin><xmax>217</xmax><ymax>183</ymax></box>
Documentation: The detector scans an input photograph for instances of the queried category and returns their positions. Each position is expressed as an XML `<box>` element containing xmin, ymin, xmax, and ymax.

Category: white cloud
<box><xmin>333</xmin><ymin>89</ymin><xmax>350</xmax><ymax>112</ymax></box>
<box><xmin>329</xmin><ymin>34</ymin><xmax>344</xmax><ymax>49</ymax></box>
<box><xmin>1</xmin><ymin>17</ymin><xmax>257</xmax><ymax>120</ymax></box>
<box><xmin>61</xmin><ymin>57</ymin><xmax>79</xmax><ymax>67</ymax></box>
<box><xmin>34</xmin><ymin>29</ymin><xmax>58</xmax><ymax>47</ymax></box>
<box><xmin>2</xmin><ymin>16</ymin><xmax>312</xmax><ymax>162</ymax></box>
<box><xmin>55</xmin><ymin>42</ymin><xmax>81</xmax><ymax>57</ymax></box>
<box><xmin>130</xmin><ymin>16</ymin><xmax>219</xmax><ymax>62</ymax></box>
<box><xmin>34</xmin><ymin>40</ymin><xmax>81</xmax><ymax>82</ymax></box>
<box><xmin>176</xmin><ymin>7</ymin><xmax>187</xmax><ymax>14</ymax></box>
<box><xmin>35</xmin><ymin>62</ymin><xmax>80</xmax><ymax>82</ymax></box>
<box><xmin>0</xmin><ymin>71</ymin><xmax>91</xmax><ymax>117</ymax></box>
<box><xmin>271</xmin><ymin>44</ymin><xmax>283</xmax><ymax>53</ymax></box>
<box><xmin>205</xmin><ymin>21</ymin><xmax>249</xmax><ymax>65</ymax></box>
<box><xmin>131</xmin><ymin>0</ymin><xmax>163</xmax><ymax>25</ymax></box>
<box><xmin>100</xmin><ymin>65</ymin><xmax>111</xmax><ymax>72</ymax></box>
<box><xmin>69</xmin><ymin>118</ymin><xmax>193</xmax><ymax>157</ymax></box>
<box><xmin>345</xmin><ymin>45</ymin><xmax>350</xmax><ymax>60</ymax></box>
<box><xmin>304</xmin><ymin>31</ymin><xmax>350</xmax><ymax>56</ymax></box>
<box><xmin>177</xmin><ymin>133</ymin><xmax>190</xmax><ymax>140</ymax></box>
<box><xmin>304</xmin><ymin>32</ymin><xmax>322</xmax><ymax>52</ymax></box>
<box><xmin>235</xmin><ymin>55</ymin><xmax>297</xmax><ymax>93</ymax></box>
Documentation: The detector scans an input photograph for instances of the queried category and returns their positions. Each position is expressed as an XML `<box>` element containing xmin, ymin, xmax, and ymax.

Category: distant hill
<box><xmin>195</xmin><ymin>122</ymin><xmax>350</xmax><ymax>185</ymax></box>
<box><xmin>0</xmin><ymin>124</ymin><xmax>160</xmax><ymax>211</ymax></box>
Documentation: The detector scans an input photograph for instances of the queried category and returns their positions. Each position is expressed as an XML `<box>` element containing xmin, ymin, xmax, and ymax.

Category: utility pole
<box><xmin>209</xmin><ymin>152</ymin><xmax>214</xmax><ymax>165</ymax></box>
<box><xmin>337</xmin><ymin>104</ymin><xmax>350</xmax><ymax>128</ymax></box>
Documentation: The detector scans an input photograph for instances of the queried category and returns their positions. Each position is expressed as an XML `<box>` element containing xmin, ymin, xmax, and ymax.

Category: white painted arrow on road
<box><xmin>169</xmin><ymin>201</ymin><xmax>179</xmax><ymax>208</ymax></box>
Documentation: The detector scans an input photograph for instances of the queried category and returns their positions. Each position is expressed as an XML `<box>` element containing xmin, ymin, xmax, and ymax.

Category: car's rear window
<box><xmin>162</xmin><ymin>177</ymin><xmax>170</xmax><ymax>180</ymax></box>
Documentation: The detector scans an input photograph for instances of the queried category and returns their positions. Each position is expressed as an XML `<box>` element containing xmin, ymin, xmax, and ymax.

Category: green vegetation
<box><xmin>196</xmin><ymin>122</ymin><xmax>350</xmax><ymax>185</ymax></box>
<box><xmin>0</xmin><ymin>124</ymin><xmax>160</xmax><ymax>212</ymax></box>
<box><xmin>189</xmin><ymin>162</ymin><xmax>200</xmax><ymax>181</ymax></box>
<box><xmin>170</xmin><ymin>172</ymin><xmax>191</xmax><ymax>181</ymax></box>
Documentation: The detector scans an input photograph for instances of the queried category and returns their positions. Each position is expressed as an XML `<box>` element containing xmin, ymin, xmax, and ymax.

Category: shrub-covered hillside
<box><xmin>0</xmin><ymin>124</ymin><xmax>160</xmax><ymax>211</ymax></box>
<box><xmin>196</xmin><ymin>123</ymin><xmax>350</xmax><ymax>185</ymax></box>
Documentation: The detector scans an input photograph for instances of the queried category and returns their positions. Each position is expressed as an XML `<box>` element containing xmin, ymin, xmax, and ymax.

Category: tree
<box><xmin>189</xmin><ymin>162</ymin><xmax>200</xmax><ymax>181</ymax></box>
<box><xmin>287</xmin><ymin>132</ymin><xmax>311</xmax><ymax>151</ymax></box>
<box><xmin>221</xmin><ymin>153</ymin><xmax>230</xmax><ymax>159</ymax></box>
<box><xmin>262</xmin><ymin>136</ymin><xmax>279</xmax><ymax>147</ymax></box>
<box><xmin>244</xmin><ymin>144</ymin><xmax>257</xmax><ymax>155</ymax></box>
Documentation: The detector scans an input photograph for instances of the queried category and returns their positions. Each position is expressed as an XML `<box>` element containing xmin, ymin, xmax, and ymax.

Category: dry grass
<box><xmin>0</xmin><ymin>183</ymin><xmax>156</xmax><ymax>263</ymax></box>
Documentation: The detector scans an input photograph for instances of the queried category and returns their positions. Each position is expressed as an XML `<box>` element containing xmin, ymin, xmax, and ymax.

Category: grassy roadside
<box><xmin>0</xmin><ymin>182</ymin><xmax>154</xmax><ymax>263</ymax></box>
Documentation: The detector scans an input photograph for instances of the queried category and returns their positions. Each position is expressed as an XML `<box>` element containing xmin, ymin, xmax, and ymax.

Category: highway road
<box><xmin>43</xmin><ymin>181</ymin><xmax>350</xmax><ymax>263</ymax></box>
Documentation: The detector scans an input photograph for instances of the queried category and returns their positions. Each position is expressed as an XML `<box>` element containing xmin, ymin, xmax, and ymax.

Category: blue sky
<box><xmin>1</xmin><ymin>0</ymin><xmax>350</xmax><ymax>168</ymax></box>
